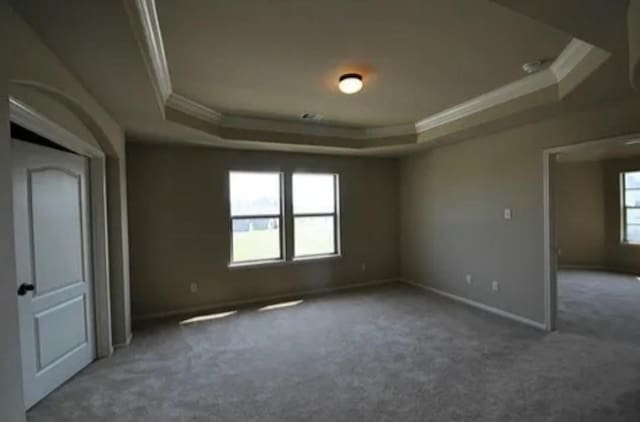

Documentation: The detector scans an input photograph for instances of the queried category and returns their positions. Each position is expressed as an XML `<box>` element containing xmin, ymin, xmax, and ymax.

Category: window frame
<box><xmin>291</xmin><ymin>172</ymin><xmax>341</xmax><ymax>260</ymax></box>
<box><xmin>227</xmin><ymin>170</ymin><xmax>285</xmax><ymax>267</ymax></box>
<box><xmin>620</xmin><ymin>170</ymin><xmax>640</xmax><ymax>245</ymax></box>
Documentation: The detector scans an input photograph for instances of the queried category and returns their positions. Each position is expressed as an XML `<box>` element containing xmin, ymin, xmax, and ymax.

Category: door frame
<box><xmin>542</xmin><ymin>132</ymin><xmax>640</xmax><ymax>331</ymax></box>
<box><xmin>9</xmin><ymin>97</ymin><xmax>113</xmax><ymax>358</ymax></box>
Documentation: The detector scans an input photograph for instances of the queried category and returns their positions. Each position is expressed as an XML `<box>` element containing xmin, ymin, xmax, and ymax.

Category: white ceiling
<box><xmin>8</xmin><ymin>0</ymin><xmax>637</xmax><ymax>155</ymax></box>
<box><xmin>157</xmin><ymin>0</ymin><xmax>569</xmax><ymax>128</ymax></box>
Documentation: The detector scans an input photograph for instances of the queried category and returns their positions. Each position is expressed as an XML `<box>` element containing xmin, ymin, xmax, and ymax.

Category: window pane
<box><xmin>229</xmin><ymin>172</ymin><xmax>280</xmax><ymax>216</ymax></box>
<box><xmin>232</xmin><ymin>218</ymin><xmax>280</xmax><ymax>262</ymax></box>
<box><xmin>293</xmin><ymin>174</ymin><xmax>335</xmax><ymax>214</ymax></box>
<box><xmin>625</xmin><ymin>171</ymin><xmax>640</xmax><ymax>189</ymax></box>
<box><xmin>294</xmin><ymin>216</ymin><xmax>335</xmax><ymax>257</ymax></box>
<box><xmin>626</xmin><ymin>224</ymin><xmax>640</xmax><ymax>243</ymax></box>
<box><xmin>627</xmin><ymin>209</ymin><xmax>640</xmax><ymax>224</ymax></box>
<box><xmin>625</xmin><ymin>190</ymin><xmax>640</xmax><ymax>207</ymax></box>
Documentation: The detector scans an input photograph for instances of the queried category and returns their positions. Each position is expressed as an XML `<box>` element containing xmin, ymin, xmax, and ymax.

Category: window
<box><xmin>622</xmin><ymin>171</ymin><xmax>640</xmax><ymax>244</ymax></box>
<box><xmin>292</xmin><ymin>173</ymin><xmax>339</xmax><ymax>257</ymax></box>
<box><xmin>229</xmin><ymin>171</ymin><xmax>283</xmax><ymax>264</ymax></box>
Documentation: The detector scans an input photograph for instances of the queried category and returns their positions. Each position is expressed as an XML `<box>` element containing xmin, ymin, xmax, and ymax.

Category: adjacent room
<box><xmin>553</xmin><ymin>140</ymin><xmax>640</xmax><ymax>343</ymax></box>
<box><xmin>2</xmin><ymin>1</ymin><xmax>640</xmax><ymax>421</ymax></box>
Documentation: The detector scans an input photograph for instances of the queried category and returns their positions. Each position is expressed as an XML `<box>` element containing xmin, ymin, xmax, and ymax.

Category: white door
<box><xmin>12</xmin><ymin>140</ymin><xmax>95</xmax><ymax>409</ymax></box>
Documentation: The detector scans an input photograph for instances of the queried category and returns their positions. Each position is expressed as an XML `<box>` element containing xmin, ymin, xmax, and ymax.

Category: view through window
<box><xmin>229</xmin><ymin>171</ymin><xmax>282</xmax><ymax>263</ymax></box>
<box><xmin>228</xmin><ymin>171</ymin><xmax>340</xmax><ymax>265</ymax></box>
<box><xmin>293</xmin><ymin>173</ymin><xmax>339</xmax><ymax>257</ymax></box>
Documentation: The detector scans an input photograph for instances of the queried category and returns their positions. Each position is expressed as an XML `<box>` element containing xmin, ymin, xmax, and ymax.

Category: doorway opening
<box><xmin>544</xmin><ymin>133</ymin><xmax>640</xmax><ymax>338</ymax></box>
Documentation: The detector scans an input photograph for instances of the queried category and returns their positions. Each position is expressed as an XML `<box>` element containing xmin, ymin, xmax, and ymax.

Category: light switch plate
<box><xmin>503</xmin><ymin>208</ymin><xmax>512</xmax><ymax>220</ymax></box>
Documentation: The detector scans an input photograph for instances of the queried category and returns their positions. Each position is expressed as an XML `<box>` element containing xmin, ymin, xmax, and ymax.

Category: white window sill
<box><xmin>228</xmin><ymin>259</ymin><xmax>287</xmax><ymax>270</ymax></box>
<box><xmin>292</xmin><ymin>254</ymin><xmax>342</xmax><ymax>264</ymax></box>
<box><xmin>228</xmin><ymin>254</ymin><xmax>342</xmax><ymax>269</ymax></box>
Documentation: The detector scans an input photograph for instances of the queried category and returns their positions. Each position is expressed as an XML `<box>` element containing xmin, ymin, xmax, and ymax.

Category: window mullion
<box><xmin>231</xmin><ymin>214</ymin><xmax>281</xmax><ymax>220</ymax></box>
<box><xmin>293</xmin><ymin>212</ymin><xmax>335</xmax><ymax>218</ymax></box>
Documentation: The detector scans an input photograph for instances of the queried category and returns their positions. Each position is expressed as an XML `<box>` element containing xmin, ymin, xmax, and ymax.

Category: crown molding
<box><xmin>415</xmin><ymin>67</ymin><xmax>557</xmax><ymax>133</ymax></box>
<box><xmin>365</xmin><ymin>124</ymin><xmax>418</xmax><ymax>138</ymax></box>
<box><xmin>126</xmin><ymin>0</ymin><xmax>610</xmax><ymax>149</ymax></box>
<box><xmin>166</xmin><ymin>93</ymin><xmax>222</xmax><ymax>123</ymax></box>
<box><xmin>125</xmin><ymin>0</ymin><xmax>172</xmax><ymax>108</ymax></box>
<box><xmin>219</xmin><ymin>114</ymin><xmax>369</xmax><ymax>139</ymax></box>
<box><xmin>551</xmin><ymin>38</ymin><xmax>593</xmax><ymax>81</ymax></box>
<box><xmin>9</xmin><ymin>97</ymin><xmax>104</xmax><ymax>157</ymax></box>
<box><xmin>415</xmin><ymin>39</ymin><xmax>607</xmax><ymax>134</ymax></box>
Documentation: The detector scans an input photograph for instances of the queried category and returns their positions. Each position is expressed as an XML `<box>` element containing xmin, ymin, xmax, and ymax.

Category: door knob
<box><xmin>17</xmin><ymin>283</ymin><xmax>35</xmax><ymax>296</ymax></box>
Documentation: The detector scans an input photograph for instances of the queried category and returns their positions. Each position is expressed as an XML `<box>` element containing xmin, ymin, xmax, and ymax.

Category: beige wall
<box><xmin>1</xmin><ymin>2</ymin><xmax>26</xmax><ymax>420</ymax></box>
<box><xmin>7</xmin><ymin>5</ymin><xmax>132</xmax><ymax>346</ymax></box>
<box><xmin>630</xmin><ymin>0</ymin><xmax>640</xmax><ymax>89</ymax></box>
<box><xmin>400</xmin><ymin>97</ymin><xmax>640</xmax><ymax>324</ymax></box>
<box><xmin>127</xmin><ymin>143</ymin><xmax>400</xmax><ymax>318</ymax></box>
<box><xmin>554</xmin><ymin>161</ymin><xmax>606</xmax><ymax>268</ymax></box>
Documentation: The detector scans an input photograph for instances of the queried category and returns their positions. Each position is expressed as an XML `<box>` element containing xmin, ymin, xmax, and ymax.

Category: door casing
<box><xmin>9</xmin><ymin>97</ymin><xmax>113</xmax><ymax>367</ymax></box>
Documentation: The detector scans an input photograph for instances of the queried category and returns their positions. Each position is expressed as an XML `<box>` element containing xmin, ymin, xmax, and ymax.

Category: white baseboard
<box><xmin>559</xmin><ymin>265</ymin><xmax>640</xmax><ymax>276</ymax></box>
<box><xmin>402</xmin><ymin>280</ymin><xmax>547</xmax><ymax>331</ymax></box>
<box><xmin>133</xmin><ymin>277</ymin><xmax>549</xmax><ymax>331</ymax></box>
<box><xmin>114</xmin><ymin>332</ymin><xmax>134</xmax><ymax>349</ymax></box>
<box><xmin>558</xmin><ymin>264</ymin><xmax>608</xmax><ymax>271</ymax></box>
<box><xmin>133</xmin><ymin>277</ymin><xmax>402</xmax><ymax>322</ymax></box>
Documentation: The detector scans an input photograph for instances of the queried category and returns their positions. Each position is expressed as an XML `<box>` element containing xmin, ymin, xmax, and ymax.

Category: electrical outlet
<box><xmin>503</xmin><ymin>208</ymin><xmax>512</xmax><ymax>220</ymax></box>
<box><xmin>491</xmin><ymin>280</ymin><xmax>500</xmax><ymax>292</ymax></box>
<box><xmin>190</xmin><ymin>282</ymin><xmax>199</xmax><ymax>293</ymax></box>
<box><xmin>465</xmin><ymin>274</ymin><xmax>472</xmax><ymax>285</ymax></box>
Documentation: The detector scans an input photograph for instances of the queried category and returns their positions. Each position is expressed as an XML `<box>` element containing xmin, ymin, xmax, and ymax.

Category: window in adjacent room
<box><xmin>292</xmin><ymin>173</ymin><xmax>340</xmax><ymax>258</ymax></box>
<box><xmin>229</xmin><ymin>171</ymin><xmax>283</xmax><ymax>264</ymax></box>
<box><xmin>621</xmin><ymin>170</ymin><xmax>640</xmax><ymax>244</ymax></box>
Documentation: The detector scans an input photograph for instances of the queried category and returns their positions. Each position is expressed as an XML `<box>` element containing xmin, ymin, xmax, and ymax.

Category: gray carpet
<box><xmin>28</xmin><ymin>271</ymin><xmax>640</xmax><ymax>421</ymax></box>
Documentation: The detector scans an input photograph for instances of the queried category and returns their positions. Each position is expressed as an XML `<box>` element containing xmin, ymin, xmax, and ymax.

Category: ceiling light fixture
<box><xmin>338</xmin><ymin>73</ymin><xmax>363</xmax><ymax>94</ymax></box>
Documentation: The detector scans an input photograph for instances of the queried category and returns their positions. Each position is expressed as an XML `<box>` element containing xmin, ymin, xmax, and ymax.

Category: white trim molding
<box><xmin>124</xmin><ymin>0</ymin><xmax>172</xmax><ymax>113</ymax></box>
<box><xmin>114</xmin><ymin>333</ymin><xmax>134</xmax><ymax>350</ymax></box>
<box><xmin>402</xmin><ymin>280</ymin><xmax>547</xmax><ymax>331</ymax></box>
<box><xmin>166</xmin><ymin>93</ymin><xmax>222</xmax><ymax>123</ymax></box>
<box><xmin>9</xmin><ymin>98</ymin><xmax>104</xmax><ymax>158</ymax></box>
<box><xmin>551</xmin><ymin>38</ymin><xmax>597</xmax><ymax>81</ymax></box>
<box><xmin>416</xmin><ymin>39</ymin><xmax>609</xmax><ymax>134</ymax></box>
<box><xmin>125</xmin><ymin>0</ymin><xmax>612</xmax><ymax>149</ymax></box>
<box><xmin>133</xmin><ymin>278</ymin><xmax>401</xmax><ymax>321</ymax></box>
<box><xmin>415</xmin><ymin>68</ymin><xmax>557</xmax><ymax>133</ymax></box>
<box><xmin>220</xmin><ymin>113</ymin><xmax>366</xmax><ymax>139</ymax></box>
